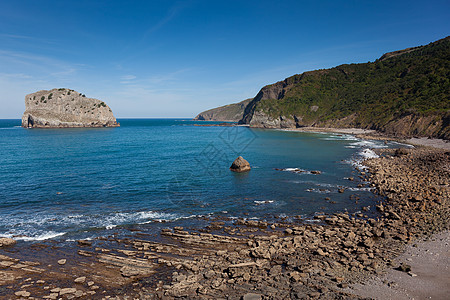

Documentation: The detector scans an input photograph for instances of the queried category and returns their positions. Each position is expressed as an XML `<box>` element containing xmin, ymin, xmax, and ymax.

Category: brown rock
<box><xmin>242</xmin><ymin>293</ymin><xmax>262</xmax><ymax>300</ymax></box>
<box><xmin>74</xmin><ymin>276</ymin><xmax>86</xmax><ymax>283</ymax></box>
<box><xmin>59</xmin><ymin>288</ymin><xmax>77</xmax><ymax>295</ymax></box>
<box><xmin>230</xmin><ymin>156</ymin><xmax>251</xmax><ymax>172</ymax></box>
<box><xmin>0</xmin><ymin>238</ymin><xmax>16</xmax><ymax>247</ymax></box>
<box><xmin>77</xmin><ymin>240</ymin><xmax>92</xmax><ymax>247</ymax></box>
<box><xmin>15</xmin><ymin>291</ymin><xmax>31</xmax><ymax>297</ymax></box>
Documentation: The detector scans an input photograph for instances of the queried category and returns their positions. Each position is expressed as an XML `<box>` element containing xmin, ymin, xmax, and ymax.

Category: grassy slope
<box><xmin>194</xmin><ymin>98</ymin><xmax>252</xmax><ymax>121</ymax></box>
<box><xmin>252</xmin><ymin>37</ymin><xmax>449</xmax><ymax>137</ymax></box>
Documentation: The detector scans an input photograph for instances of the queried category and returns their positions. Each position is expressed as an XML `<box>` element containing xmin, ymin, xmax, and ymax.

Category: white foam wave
<box><xmin>347</xmin><ymin>187</ymin><xmax>375</xmax><ymax>192</ymax></box>
<box><xmin>359</xmin><ymin>148</ymin><xmax>379</xmax><ymax>159</ymax></box>
<box><xmin>16</xmin><ymin>231</ymin><xmax>66</xmax><ymax>241</ymax></box>
<box><xmin>347</xmin><ymin>140</ymin><xmax>388</xmax><ymax>149</ymax></box>
<box><xmin>306</xmin><ymin>188</ymin><xmax>331</xmax><ymax>194</ymax></box>
<box><xmin>279</xmin><ymin>168</ymin><xmax>312</xmax><ymax>174</ymax></box>
<box><xmin>254</xmin><ymin>200</ymin><xmax>274</xmax><ymax>204</ymax></box>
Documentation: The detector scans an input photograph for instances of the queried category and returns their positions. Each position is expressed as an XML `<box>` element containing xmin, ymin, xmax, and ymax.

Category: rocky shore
<box><xmin>0</xmin><ymin>147</ymin><xmax>448</xmax><ymax>299</ymax></box>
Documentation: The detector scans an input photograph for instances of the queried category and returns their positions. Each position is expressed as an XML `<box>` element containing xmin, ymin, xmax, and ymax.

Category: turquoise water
<box><xmin>0</xmin><ymin>119</ymin><xmax>397</xmax><ymax>241</ymax></box>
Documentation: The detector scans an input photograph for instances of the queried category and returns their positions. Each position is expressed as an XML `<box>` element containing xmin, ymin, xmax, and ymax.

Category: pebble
<box><xmin>15</xmin><ymin>291</ymin><xmax>31</xmax><ymax>297</ymax></box>
<box><xmin>74</xmin><ymin>276</ymin><xmax>86</xmax><ymax>283</ymax></box>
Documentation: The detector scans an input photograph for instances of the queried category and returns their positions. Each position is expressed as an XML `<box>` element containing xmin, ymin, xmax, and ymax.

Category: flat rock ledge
<box><xmin>230</xmin><ymin>156</ymin><xmax>251</xmax><ymax>172</ymax></box>
<box><xmin>22</xmin><ymin>88</ymin><xmax>119</xmax><ymax>128</ymax></box>
<box><xmin>0</xmin><ymin>237</ymin><xmax>16</xmax><ymax>247</ymax></box>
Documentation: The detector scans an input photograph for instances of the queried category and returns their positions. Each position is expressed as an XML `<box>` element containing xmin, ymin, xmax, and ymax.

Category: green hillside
<box><xmin>194</xmin><ymin>98</ymin><xmax>252</xmax><ymax>122</ymax></box>
<box><xmin>240</xmin><ymin>37</ymin><xmax>450</xmax><ymax>139</ymax></box>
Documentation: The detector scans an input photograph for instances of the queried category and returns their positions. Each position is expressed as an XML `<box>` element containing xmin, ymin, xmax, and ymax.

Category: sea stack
<box><xmin>230</xmin><ymin>156</ymin><xmax>251</xmax><ymax>172</ymax></box>
<box><xmin>22</xmin><ymin>88</ymin><xmax>119</xmax><ymax>128</ymax></box>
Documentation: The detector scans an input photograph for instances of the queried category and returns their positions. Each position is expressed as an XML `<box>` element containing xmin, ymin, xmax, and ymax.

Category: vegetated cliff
<box><xmin>194</xmin><ymin>98</ymin><xmax>252</xmax><ymax>122</ymax></box>
<box><xmin>239</xmin><ymin>36</ymin><xmax>450</xmax><ymax>140</ymax></box>
<box><xmin>22</xmin><ymin>88</ymin><xmax>119</xmax><ymax>128</ymax></box>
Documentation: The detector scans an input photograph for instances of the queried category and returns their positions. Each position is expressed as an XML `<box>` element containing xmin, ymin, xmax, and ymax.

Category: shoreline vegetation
<box><xmin>0</xmin><ymin>130</ymin><xmax>448</xmax><ymax>299</ymax></box>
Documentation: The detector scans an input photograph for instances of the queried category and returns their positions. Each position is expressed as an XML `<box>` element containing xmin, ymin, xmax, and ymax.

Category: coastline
<box><xmin>281</xmin><ymin>126</ymin><xmax>450</xmax><ymax>151</ymax></box>
<box><xmin>0</xmin><ymin>132</ymin><xmax>448</xmax><ymax>299</ymax></box>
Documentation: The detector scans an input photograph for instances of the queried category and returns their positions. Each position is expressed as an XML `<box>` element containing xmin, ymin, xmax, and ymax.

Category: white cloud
<box><xmin>121</xmin><ymin>74</ymin><xmax>137</xmax><ymax>81</ymax></box>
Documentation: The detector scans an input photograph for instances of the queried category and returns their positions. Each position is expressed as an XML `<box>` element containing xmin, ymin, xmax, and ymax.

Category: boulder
<box><xmin>0</xmin><ymin>237</ymin><xmax>16</xmax><ymax>247</ymax></box>
<box><xmin>230</xmin><ymin>156</ymin><xmax>251</xmax><ymax>172</ymax></box>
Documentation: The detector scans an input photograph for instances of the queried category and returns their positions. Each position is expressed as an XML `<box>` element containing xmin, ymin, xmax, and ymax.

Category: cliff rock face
<box><xmin>194</xmin><ymin>98</ymin><xmax>252</xmax><ymax>122</ymax></box>
<box><xmin>22</xmin><ymin>89</ymin><xmax>119</xmax><ymax>128</ymax></box>
<box><xmin>238</xmin><ymin>36</ymin><xmax>450</xmax><ymax>140</ymax></box>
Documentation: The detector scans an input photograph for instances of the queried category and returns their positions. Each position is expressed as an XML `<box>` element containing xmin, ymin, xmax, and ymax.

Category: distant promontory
<box><xmin>193</xmin><ymin>98</ymin><xmax>252</xmax><ymax>122</ymax></box>
<box><xmin>22</xmin><ymin>88</ymin><xmax>119</xmax><ymax>128</ymax></box>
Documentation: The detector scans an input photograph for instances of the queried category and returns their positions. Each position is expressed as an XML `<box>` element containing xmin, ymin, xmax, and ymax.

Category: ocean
<box><xmin>0</xmin><ymin>119</ymin><xmax>403</xmax><ymax>242</ymax></box>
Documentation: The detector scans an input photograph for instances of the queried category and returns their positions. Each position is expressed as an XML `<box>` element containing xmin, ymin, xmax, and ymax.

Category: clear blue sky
<box><xmin>0</xmin><ymin>0</ymin><xmax>448</xmax><ymax>118</ymax></box>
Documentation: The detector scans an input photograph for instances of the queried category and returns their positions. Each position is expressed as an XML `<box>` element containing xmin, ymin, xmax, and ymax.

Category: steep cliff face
<box><xmin>22</xmin><ymin>89</ymin><xmax>119</xmax><ymax>128</ymax></box>
<box><xmin>239</xmin><ymin>36</ymin><xmax>450</xmax><ymax>140</ymax></box>
<box><xmin>194</xmin><ymin>98</ymin><xmax>252</xmax><ymax>122</ymax></box>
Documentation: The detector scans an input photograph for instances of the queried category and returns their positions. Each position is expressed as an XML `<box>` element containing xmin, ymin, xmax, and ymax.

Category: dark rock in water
<box><xmin>230</xmin><ymin>156</ymin><xmax>251</xmax><ymax>172</ymax></box>
<box><xmin>77</xmin><ymin>240</ymin><xmax>92</xmax><ymax>247</ymax></box>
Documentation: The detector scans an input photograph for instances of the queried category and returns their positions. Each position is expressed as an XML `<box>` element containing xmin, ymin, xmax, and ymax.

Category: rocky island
<box><xmin>22</xmin><ymin>88</ymin><xmax>119</xmax><ymax>128</ymax></box>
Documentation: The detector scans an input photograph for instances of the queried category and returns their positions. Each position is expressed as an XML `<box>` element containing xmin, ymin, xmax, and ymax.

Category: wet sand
<box><xmin>350</xmin><ymin>230</ymin><xmax>450</xmax><ymax>299</ymax></box>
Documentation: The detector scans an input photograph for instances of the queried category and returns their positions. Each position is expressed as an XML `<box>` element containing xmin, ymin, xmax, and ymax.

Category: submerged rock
<box><xmin>230</xmin><ymin>156</ymin><xmax>251</xmax><ymax>172</ymax></box>
<box><xmin>22</xmin><ymin>88</ymin><xmax>119</xmax><ymax>128</ymax></box>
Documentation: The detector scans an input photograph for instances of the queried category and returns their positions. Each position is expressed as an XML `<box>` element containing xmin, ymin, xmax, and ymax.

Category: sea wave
<box><xmin>278</xmin><ymin>168</ymin><xmax>313</xmax><ymax>174</ymax></box>
<box><xmin>254</xmin><ymin>200</ymin><xmax>275</xmax><ymax>204</ymax></box>
<box><xmin>0</xmin><ymin>231</ymin><xmax>66</xmax><ymax>241</ymax></box>
<box><xmin>0</xmin><ymin>210</ymin><xmax>181</xmax><ymax>241</ymax></box>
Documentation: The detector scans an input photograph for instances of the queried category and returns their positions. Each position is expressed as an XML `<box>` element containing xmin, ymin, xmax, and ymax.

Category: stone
<box><xmin>397</xmin><ymin>263</ymin><xmax>412</xmax><ymax>272</ymax></box>
<box><xmin>57</xmin><ymin>259</ymin><xmax>66</xmax><ymax>265</ymax></box>
<box><xmin>22</xmin><ymin>89</ymin><xmax>119</xmax><ymax>128</ymax></box>
<box><xmin>204</xmin><ymin>270</ymin><xmax>216</xmax><ymax>279</ymax></box>
<box><xmin>230</xmin><ymin>156</ymin><xmax>251</xmax><ymax>172</ymax></box>
<box><xmin>59</xmin><ymin>288</ymin><xmax>77</xmax><ymax>295</ymax></box>
<box><xmin>77</xmin><ymin>240</ymin><xmax>92</xmax><ymax>247</ymax></box>
<box><xmin>242</xmin><ymin>293</ymin><xmax>262</xmax><ymax>300</ymax></box>
<box><xmin>74</xmin><ymin>276</ymin><xmax>86</xmax><ymax>283</ymax></box>
<box><xmin>0</xmin><ymin>238</ymin><xmax>16</xmax><ymax>247</ymax></box>
<box><xmin>15</xmin><ymin>290</ymin><xmax>30</xmax><ymax>297</ymax></box>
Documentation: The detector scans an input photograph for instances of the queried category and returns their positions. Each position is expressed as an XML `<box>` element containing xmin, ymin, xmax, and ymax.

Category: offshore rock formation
<box><xmin>237</xmin><ymin>36</ymin><xmax>450</xmax><ymax>139</ymax></box>
<box><xmin>230</xmin><ymin>156</ymin><xmax>251</xmax><ymax>172</ymax></box>
<box><xmin>22</xmin><ymin>88</ymin><xmax>119</xmax><ymax>128</ymax></box>
<box><xmin>194</xmin><ymin>98</ymin><xmax>252</xmax><ymax>122</ymax></box>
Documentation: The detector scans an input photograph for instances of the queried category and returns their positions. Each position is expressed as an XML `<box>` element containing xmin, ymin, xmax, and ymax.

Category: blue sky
<box><xmin>0</xmin><ymin>0</ymin><xmax>449</xmax><ymax>118</ymax></box>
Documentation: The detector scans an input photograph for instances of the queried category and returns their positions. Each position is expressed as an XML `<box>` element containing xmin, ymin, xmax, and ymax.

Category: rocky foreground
<box><xmin>0</xmin><ymin>147</ymin><xmax>448</xmax><ymax>299</ymax></box>
<box><xmin>22</xmin><ymin>89</ymin><xmax>119</xmax><ymax>128</ymax></box>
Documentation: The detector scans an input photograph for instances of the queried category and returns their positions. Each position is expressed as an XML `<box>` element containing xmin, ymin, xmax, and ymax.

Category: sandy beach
<box><xmin>350</xmin><ymin>230</ymin><xmax>450</xmax><ymax>299</ymax></box>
